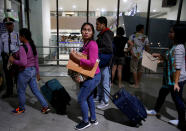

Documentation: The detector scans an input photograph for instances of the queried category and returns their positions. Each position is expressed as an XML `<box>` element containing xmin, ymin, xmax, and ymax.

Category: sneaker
<box><xmin>12</xmin><ymin>107</ymin><xmax>25</xmax><ymax>114</ymax></box>
<box><xmin>168</xmin><ymin>120</ymin><xmax>179</xmax><ymax>126</ymax></box>
<box><xmin>75</xmin><ymin>121</ymin><xmax>91</xmax><ymax>130</ymax></box>
<box><xmin>94</xmin><ymin>98</ymin><xmax>100</xmax><ymax>103</ymax></box>
<box><xmin>41</xmin><ymin>106</ymin><xmax>51</xmax><ymax>114</ymax></box>
<box><xmin>96</xmin><ymin>102</ymin><xmax>109</xmax><ymax>109</ymax></box>
<box><xmin>90</xmin><ymin>119</ymin><xmax>98</xmax><ymax>126</ymax></box>
<box><xmin>146</xmin><ymin>109</ymin><xmax>157</xmax><ymax>116</ymax></box>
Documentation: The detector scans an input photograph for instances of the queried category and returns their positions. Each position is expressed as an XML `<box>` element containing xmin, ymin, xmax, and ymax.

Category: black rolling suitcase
<box><xmin>40</xmin><ymin>79</ymin><xmax>71</xmax><ymax>114</ymax></box>
<box><xmin>104</xmin><ymin>88</ymin><xmax>147</xmax><ymax>126</ymax></box>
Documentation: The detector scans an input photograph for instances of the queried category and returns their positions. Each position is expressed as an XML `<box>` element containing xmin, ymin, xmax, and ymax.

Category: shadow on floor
<box><xmin>104</xmin><ymin>108</ymin><xmax>131</xmax><ymax>125</ymax></box>
<box><xmin>130</xmin><ymin>89</ymin><xmax>177</xmax><ymax>120</ymax></box>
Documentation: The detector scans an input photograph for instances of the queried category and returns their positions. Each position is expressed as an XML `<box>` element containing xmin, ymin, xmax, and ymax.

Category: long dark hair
<box><xmin>173</xmin><ymin>24</ymin><xmax>186</xmax><ymax>44</ymax></box>
<box><xmin>81</xmin><ymin>22</ymin><xmax>95</xmax><ymax>41</ymax></box>
<box><xmin>19</xmin><ymin>28</ymin><xmax>37</xmax><ymax>56</ymax></box>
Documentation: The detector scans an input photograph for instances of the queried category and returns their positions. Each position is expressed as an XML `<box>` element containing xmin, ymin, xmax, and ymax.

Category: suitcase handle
<box><xmin>103</xmin><ymin>87</ymin><xmax>113</xmax><ymax>101</ymax></box>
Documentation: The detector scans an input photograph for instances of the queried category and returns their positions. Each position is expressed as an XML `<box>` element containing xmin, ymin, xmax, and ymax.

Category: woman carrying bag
<box><xmin>70</xmin><ymin>23</ymin><xmax>101</xmax><ymax>130</ymax></box>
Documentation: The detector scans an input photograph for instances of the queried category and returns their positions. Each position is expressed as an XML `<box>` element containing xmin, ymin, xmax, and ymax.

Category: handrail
<box><xmin>36</xmin><ymin>46</ymin><xmax>82</xmax><ymax>48</ymax></box>
<box><xmin>150</xmin><ymin>47</ymin><xmax>169</xmax><ymax>50</ymax></box>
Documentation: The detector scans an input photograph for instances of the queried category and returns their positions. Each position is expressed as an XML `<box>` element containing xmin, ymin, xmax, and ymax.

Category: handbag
<box><xmin>8</xmin><ymin>53</ymin><xmax>26</xmax><ymax>77</ymax></box>
<box><xmin>8</xmin><ymin>44</ymin><xmax>28</xmax><ymax>76</ymax></box>
<box><xmin>67</xmin><ymin>52</ymin><xmax>99</xmax><ymax>83</ymax></box>
<box><xmin>68</xmin><ymin>70</ymin><xmax>88</xmax><ymax>83</ymax></box>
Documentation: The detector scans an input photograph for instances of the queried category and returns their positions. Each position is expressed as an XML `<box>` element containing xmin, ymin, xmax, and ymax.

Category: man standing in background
<box><xmin>129</xmin><ymin>24</ymin><xmax>149</xmax><ymax>88</ymax></box>
<box><xmin>95</xmin><ymin>16</ymin><xmax>114</xmax><ymax>109</ymax></box>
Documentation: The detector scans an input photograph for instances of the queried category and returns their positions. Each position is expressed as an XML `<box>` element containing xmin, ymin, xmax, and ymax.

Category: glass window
<box><xmin>120</xmin><ymin>0</ymin><xmax>148</xmax><ymax>38</ymax></box>
<box><xmin>149</xmin><ymin>0</ymin><xmax>179</xmax><ymax>48</ymax></box>
<box><xmin>89</xmin><ymin>0</ymin><xmax>117</xmax><ymax>32</ymax></box>
<box><xmin>52</xmin><ymin>0</ymin><xmax>87</xmax><ymax>65</ymax></box>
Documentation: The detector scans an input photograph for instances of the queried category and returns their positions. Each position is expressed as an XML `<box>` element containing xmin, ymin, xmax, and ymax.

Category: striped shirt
<box><xmin>174</xmin><ymin>44</ymin><xmax>186</xmax><ymax>82</ymax></box>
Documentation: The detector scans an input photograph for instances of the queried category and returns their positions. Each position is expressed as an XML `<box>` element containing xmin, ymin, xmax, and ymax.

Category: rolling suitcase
<box><xmin>40</xmin><ymin>79</ymin><xmax>71</xmax><ymax>114</ymax></box>
<box><xmin>104</xmin><ymin>88</ymin><xmax>147</xmax><ymax>126</ymax></box>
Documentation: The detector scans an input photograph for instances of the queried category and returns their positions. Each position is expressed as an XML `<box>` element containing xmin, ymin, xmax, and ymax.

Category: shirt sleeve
<box><xmin>80</xmin><ymin>42</ymin><xmax>98</xmax><ymax>68</ymax></box>
<box><xmin>174</xmin><ymin>44</ymin><xmax>185</xmax><ymax>70</ymax></box>
<box><xmin>13</xmin><ymin>46</ymin><xmax>27</xmax><ymax>66</ymax></box>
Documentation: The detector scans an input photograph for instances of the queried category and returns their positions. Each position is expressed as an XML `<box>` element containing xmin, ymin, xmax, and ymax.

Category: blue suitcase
<box><xmin>105</xmin><ymin>88</ymin><xmax>147</xmax><ymax>126</ymax></box>
<box><xmin>40</xmin><ymin>79</ymin><xmax>71</xmax><ymax>114</ymax></box>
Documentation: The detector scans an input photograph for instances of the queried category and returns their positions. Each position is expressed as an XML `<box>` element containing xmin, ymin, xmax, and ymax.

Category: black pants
<box><xmin>154</xmin><ymin>81</ymin><xmax>185</xmax><ymax>123</ymax></box>
<box><xmin>2</xmin><ymin>57</ymin><xmax>14</xmax><ymax>95</ymax></box>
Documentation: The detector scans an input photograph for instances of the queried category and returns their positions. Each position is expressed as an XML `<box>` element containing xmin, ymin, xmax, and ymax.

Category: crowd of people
<box><xmin>0</xmin><ymin>16</ymin><xmax>185</xmax><ymax>131</ymax></box>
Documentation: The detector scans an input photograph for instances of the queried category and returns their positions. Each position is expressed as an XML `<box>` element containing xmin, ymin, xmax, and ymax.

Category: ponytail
<box><xmin>19</xmin><ymin>28</ymin><xmax>37</xmax><ymax>56</ymax></box>
<box><xmin>28</xmin><ymin>38</ymin><xmax>37</xmax><ymax>56</ymax></box>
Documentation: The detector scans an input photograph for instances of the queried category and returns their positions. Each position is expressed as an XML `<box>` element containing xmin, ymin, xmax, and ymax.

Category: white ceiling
<box><xmin>50</xmin><ymin>0</ymin><xmax>168</xmax><ymax>12</ymax></box>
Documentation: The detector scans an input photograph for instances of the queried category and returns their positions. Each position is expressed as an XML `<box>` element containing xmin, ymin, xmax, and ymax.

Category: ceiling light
<box><xmin>153</xmin><ymin>9</ymin><xmax>156</xmax><ymax>12</ymax></box>
<box><xmin>123</xmin><ymin>0</ymin><xmax>128</xmax><ymax>2</ymax></box>
<box><xmin>59</xmin><ymin>7</ymin><xmax>63</xmax><ymax>11</ymax></box>
<box><xmin>72</xmin><ymin>5</ymin><xmax>76</xmax><ymax>9</ymax></box>
<box><xmin>101</xmin><ymin>8</ymin><xmax>105</xmax><ymax>12</ymax></box>
<box><xmin>96</xmin><ymin>8</ymin><xmax>100</xmax><ymax>11</ymax></box>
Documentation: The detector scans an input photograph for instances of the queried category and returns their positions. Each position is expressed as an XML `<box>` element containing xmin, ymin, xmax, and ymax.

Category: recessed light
<box><xmin>101</xmin><ymin>8</ymin><xmax>105</xmax><ymax>12</ymax></box>
<box><xmin>72</xmin><ymin>5</ymin><xmax>76</xmax><ymax>9</ymax></box>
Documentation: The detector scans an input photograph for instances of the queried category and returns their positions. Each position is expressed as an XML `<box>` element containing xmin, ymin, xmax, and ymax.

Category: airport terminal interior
<box><xmin>0</xmin><ymin>0</ymin><xmax>186</xmax><ymax>131</ymax></box>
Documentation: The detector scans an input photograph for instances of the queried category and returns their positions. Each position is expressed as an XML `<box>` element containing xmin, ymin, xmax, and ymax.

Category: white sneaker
<box><xmin>168</xmin><ymin>120</ymin><xmax>179</xmax><ymax>126</ymax></box>
<box><xmin>94</xmin><ymin>98</ymin><xmax>100</xmax><ymax>103</ymax></box>
<box><xmin>96</xmin><ymin>102</ymin><xmax>109</xmax><ymax>109</ymax></box>
<box><xmin>146</xmin><ymin>109</ymin><xmax>157</xmax><ymax>116</ymax></box>
<box><xmin>90</xmin><ymin>119</ymin><xmax>98</xmax><ymax>126</ymax></box>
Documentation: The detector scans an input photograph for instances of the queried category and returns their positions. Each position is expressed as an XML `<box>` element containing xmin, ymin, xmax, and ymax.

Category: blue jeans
<box><xmin>155</xmin><ymin>80</ymin><xmax>185</xmax><ymax>123</ymax></box>
<box><xmin>17</xmin><ymin>67</ymin><xmax>48</xmax><ymax>109</ymax></box>
<box><xmin>97</xmin><ymin>66</ymin><xmax>110</xmax><ymax>103</ymax></box>
<box><xmin>78</xmin><ymin>73</ymin><xmax>101</xmax><ymax>122</ymax></box>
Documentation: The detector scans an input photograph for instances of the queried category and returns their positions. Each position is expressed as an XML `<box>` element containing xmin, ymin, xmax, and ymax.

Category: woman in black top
<box><xmin>112</xmin><ymin>27</ymin><xmax>133</xmax><ymax>88</ymax></box>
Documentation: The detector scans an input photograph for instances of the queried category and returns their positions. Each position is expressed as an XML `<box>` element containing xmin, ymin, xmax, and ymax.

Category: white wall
<box><xmin>0</xmin><ymin>0</ymin><xmax>4</xmax><ymax>22</ymax></box>
<box><xmin>29</xmin><ymin>0</ymin><xmax>51</xmax><ymax>57</ymax></box>
<box><xmin>180</xmin><ymin>0</ymin><xmax>186</xmax><ymax>21</ymax></box>
<box><xmin>0</xmin><ymin>0</ymin><xmax>4</xmax><ymax>10</ymax></box>
<box><xmin>29</xmin><ymin>0</ymin><xmax>43</xmax><ymax>46</ymax></box>
<box><xmin>42</xmin><ymin>0</ymin><xmax>51</xmax><ymax>56</ymax></box>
